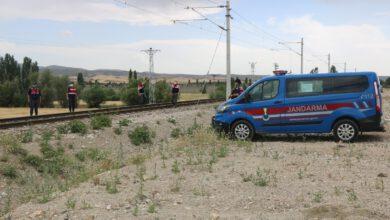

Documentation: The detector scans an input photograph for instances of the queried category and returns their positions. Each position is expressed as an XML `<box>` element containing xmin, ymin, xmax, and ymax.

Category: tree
<box><xmin>134</xmin><ymin>70</ymin><xmax>138</xmax><ymax>80</ymax></box>
<box><xmin>330</xmin><ymin>65</ymin><xmax>338</xmax><ymax>73</ymax></box>
<box><xmin>53</xmin><ymin>76</ymin><xmax>70</xmax><ymax>107</ymax></box>
<box><xmin>128</xmin><ymin>69</ymin><xmax>133</xmax><ymax>81</ymax></box>
<box><xmin>77</xmin><ymin>72</ymin><xmax>85</xmax><ymax>86</ymax></box>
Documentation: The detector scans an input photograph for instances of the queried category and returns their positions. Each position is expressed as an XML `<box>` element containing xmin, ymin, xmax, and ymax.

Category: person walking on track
<box><xmin>138</xmin><ymin>81</ymin><xmax>146</xmax><ymax>104</ymax></box>
<box><xmin>67</xmin><ymin>83</ymin><xmax>77</xmax><ymax>112</ymax></box>
<box><xmin>171</xmin><ymin>81</ymin><xmax>180</xmax><ymax>106</ymax></box>
<box><xmin>27</xmin><ymin>84</ymin><xmax>41</xmax><ymax>116</ymax></box>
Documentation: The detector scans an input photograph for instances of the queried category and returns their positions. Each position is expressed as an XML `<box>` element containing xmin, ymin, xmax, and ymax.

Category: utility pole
<box><xmin>279</xmin><ymin>38</ymin><xmax>304</xmax><ymax>74</ymax></box>
<box><xmin>327</xmin><ymin>53</ymin><xmax>331</xmax><ymax>73</ymax></box>
<box><xmin>344</xmin><ymin>62</ymin><xmax>347</xmax><ymax>73</ymax></box>
<box><xmin>249</xmin><ymin>62</ymin><xmax>257</xmax><ymax>75</ymax></box>
<box><xmin>174</xmin><ymin>1</ymin><xmax>231</xmax><ymax>100</ymax></box>
<box><xmin>300</xmin><ymin>38</ymin><xmax>304</xmax><ymax>74</ymax></box>
<box><xmin>141</xmin><ymin>48</ymin><xmax>160</xmax><ymax>104</ymax></box>
<box><xmin>225</xmin><ymin>0</ymin><xmax>232</xmax><ymax>100</ymax></box>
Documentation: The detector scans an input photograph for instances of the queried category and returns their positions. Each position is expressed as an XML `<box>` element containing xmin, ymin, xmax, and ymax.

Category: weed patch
<box><xmin>91</xmin><ymin>115</ymin><xmax>112</xmax><ymax>130</ymax></box>
<box><xmin>129</xmin><ymin>125</ymin><xmax>155</xmax><ymax>146</ymax></box>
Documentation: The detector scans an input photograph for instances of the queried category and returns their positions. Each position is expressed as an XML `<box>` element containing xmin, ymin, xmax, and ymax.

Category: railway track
<box><xmin>0</xmin><ymin>98</ymin><xmax>224</xmax><ymax>129</ymax></box>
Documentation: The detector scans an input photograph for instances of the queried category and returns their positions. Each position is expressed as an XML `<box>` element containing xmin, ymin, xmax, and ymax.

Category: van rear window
<box><xmin>286</xmin><ymin>76</ymin><xmax>369</xmax><ymax>98</ymax></box>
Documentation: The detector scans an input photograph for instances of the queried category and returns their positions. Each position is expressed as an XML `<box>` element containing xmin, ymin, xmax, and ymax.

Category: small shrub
<box><xmin>56</xmin><ymin>124</ymin><xmax>70</xmax><ymax>134</ymax></box>
<box><xmin>241</xmin><ymin>168</ymin><xmax>276</xmax><ymax>187</ymax></box>
<box><xmin>66</xmin><ymin>198</ymin><xmax>76</xmax><ymax>210</ymax></box>
<box><xmin>128</xmin><ymin>125</ymin><xmax>154</xmax><ymax>146</ymax></box>
<box><xmin>170</xmin><ymin>128</ymin><xmax>182</xmax><ymax>139</ymax></box>
<box><xmin>313</xmin><ymin>191</ymin><xmax>324</xmax><ymax>203</ymax></box>
<box><xmin>91</xmin><ymin>115</ymin><xmax>112</xmax><ymax>130</ymax></box>
<box><xmin>347</xmin><ymin>189</ymin><xmax>358</xmax><ymax>201</ymax></box>
<box><xmin>41</xmin><ymin>130</ymin><xmax>54</xmax><ymax>142</ymax></box>
<box><xmin>23</xmin><ymin>154</ymin><xmax>43</xmax><ymax>168</ymax></box>
<box><xmin>217</xmin><ymin>146</ymin><xmax>229</xmax><ymax>158</ymax></box>
<box><xmin>1</xmin><ymin>164</ymin><xmax>17</xmax><ymax>178</ymax></box>
<box><xmin>114</xmin><ymin>127</ymin><xmax>123</xmax><ymax>135</ymax></box>
<box><xmin>130</xmin><ymin>154</ymin><xmax>147</xmax><ymax>165</ymax></box>
<box><xmin>105</xmin><ymin>180</ymin><xmax>119</xmax><ymax>194</ymax></box>
<box><xmin>118</xmin><ymin>119</ymin><xmax>131</xmax><ymax>127</ymax></box>
<box><xmin>167</xmin><ymin>117</ymin><xmax>176</xmax><ymax>124</ymax></box>
<box><xmin>76</xmin><ymin>148</ymin><xmax>107</xmax><ymax>162</ymax></box>
<box><xmin>147</xmin><ymin>202</ymin><xmax>157</xmax><ymax>213</ymax></box>
<box><xmin>171</xmin><ymin>160</ymin><xmax>180</xmax><ymax>174</ymax></box>
<box><xmin>69</xmin><ymin>120</ymin><xmax>88</xmax><ymax>134</ymax></box>
<box><xmin>20</xmin><ymin>130</ymin><xmax>33</xmax><ymax>143</ymax></box>
<box><xmin>1</xmin><ymin>135</ymin><xmax>26</xmax><ymax>156</ymax></box>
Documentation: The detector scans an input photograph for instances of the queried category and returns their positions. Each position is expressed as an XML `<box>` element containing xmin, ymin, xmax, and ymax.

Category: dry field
<box><xmin>0</xmin><ymin>90</ymin><xmax>389</xmax><ymax>219</ymax></box>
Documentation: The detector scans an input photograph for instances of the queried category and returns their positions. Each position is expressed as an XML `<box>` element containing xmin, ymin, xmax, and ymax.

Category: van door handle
<box><xmin>274</xmin><ymin>101</ymin><xmax>283</xmax><ymax>104</ymax></box>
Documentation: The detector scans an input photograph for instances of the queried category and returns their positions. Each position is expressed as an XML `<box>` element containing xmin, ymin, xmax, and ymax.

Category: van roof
<box><xmin>260</xmin><ymin>71</ymin><xmax>377</xmax><ymax>81</ymax></box>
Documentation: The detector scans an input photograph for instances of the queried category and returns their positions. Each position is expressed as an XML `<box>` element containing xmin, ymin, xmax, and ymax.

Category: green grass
<box><xmin>69</xmin><ymin>120</ymin><xmax>88</xmax><ymax>135</ymax></box>
<box><xmin>128</xmin><ymin>125</ymin><xmax>154</xmax><ymax>146</ymax></box>
<box><xmin>0</xmin><ymin>164</ymin><xmax>17</xmax><ymax>178</ymax></box>
<box><xmin>91</xmin><ymin>115</ymin><xmax>112</xmax><ymax>130</ymax></box>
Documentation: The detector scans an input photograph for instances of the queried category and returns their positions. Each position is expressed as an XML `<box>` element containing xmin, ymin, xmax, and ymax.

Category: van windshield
<box><xmin>248</xmin><ymin>80</ymin><xmax>279</xmax><ymax>102</ymax></box>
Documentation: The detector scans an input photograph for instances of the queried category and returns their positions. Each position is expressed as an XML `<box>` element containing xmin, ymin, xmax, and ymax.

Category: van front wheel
<box><xmin>333</xmin><ymin>119</ymin><xmax>359</xmax><ymax>142</ymax></box>
<box><xmin>231</xmin><ymin>120</ymin><xmax>254</xmax><ymax>141</ymax></box>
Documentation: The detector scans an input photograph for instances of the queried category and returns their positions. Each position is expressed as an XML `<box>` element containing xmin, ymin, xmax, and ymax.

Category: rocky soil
<box><xmin>1</xmin><ymin>91</ymin><xmax>389</xmax><ymax>220</ymax></box>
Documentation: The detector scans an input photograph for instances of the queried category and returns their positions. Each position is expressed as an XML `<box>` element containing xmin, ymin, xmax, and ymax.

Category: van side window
<box><xmin>248</xmin><ymin>80</ymin><xmax>279</xmax><ymax>102</ymax></box>
<box><xmin>332</xmin><ymin>76</ymin><xmax>369</xmax><ymax>93</ymax></box>
<box><xmin>287</xmin><ymin>76</ymin><xmax>369</xmax><ymax>98</ymax></box>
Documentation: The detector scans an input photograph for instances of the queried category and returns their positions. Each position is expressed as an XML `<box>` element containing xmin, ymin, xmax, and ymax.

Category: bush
<box><xmin>1</xmin><ymin>164</ymin><xmax>17</xmax><ymax>178</ymax></box>
<box><xmin>82</xmin><ymin>85</ymin><xmax>107</xmax><ymax>108</ymax></box>
<box><xmin>128</xmin><ymin>125</ymin><xmax>154</xmax><ymax>146</ymax></box>
<box><xmin>69</xmin><ymin>120</ymin><xmax>87</xmax><ymax>134</ymax></box>
<box><xmin>154</xmin><ymin>80</ymin><xmax>171</xmax><ymax>103</ymax></box>
<box><xmin>209</xmin><ymin>83</ymin><xmax>226</xmax><ymax>99</ymax></box>
<box><xmin>20</xmin><ymin>130</ymin><xmax>33</xmax><ymax>143</ymax></box>
<box><xmin>104</xmin><ymin>88</ymin><xmax>120</xmax><ymax>101</ymax></box>
<box><xmin>114</xmin><ymin>127</ymin><xmax>123</xmax><ymax>135</ymax></box>
<box><xmin>171</xmin><ymin>128</ymin><xmax>182</xmax><ymax>139</ymax></box>
<box><xmin>23</xmin><ymin>154</ymin><xmax>43</xmax><ymax>168</ymax></box>
<box><xmin>118</xmin><ymin>119</ymin><xmax>131</xmax><ymax>127</ymax></box>
<box><xmin>76</xmin><ymin>148</ymin><xmax>107</xmax><ymax>162</ymax></box>
<box><xmin>91</xmin><ymin>115</ymin><xmax>112</xmax><ymax>130</ymax></box>
<box><xmin>57</xmin><ymin>124</ymin><xmax>70</xmax><ymax>134</ymax></box>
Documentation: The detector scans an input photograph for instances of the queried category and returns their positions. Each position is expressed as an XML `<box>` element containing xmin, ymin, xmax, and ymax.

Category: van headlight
<box><xmin>217</xmin><ymin>104</ymin><xmax>230</xmax><ymax>113</ymax></box>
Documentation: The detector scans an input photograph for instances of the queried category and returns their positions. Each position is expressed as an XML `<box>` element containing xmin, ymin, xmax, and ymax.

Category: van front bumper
<box><xmin>212</xmin><ymin>116</ymin><xmax>230</xmax><ymax>133</ymax></box>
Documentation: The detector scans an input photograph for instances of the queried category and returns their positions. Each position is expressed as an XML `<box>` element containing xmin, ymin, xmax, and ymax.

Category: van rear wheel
<box><xmin>333</xmin><ymin>119</ymin><xmax>359</xmax><ymax>142</ymax></box>
<box><xmin>231</xmin><ymin>120</ymin><xmax>254</xmax><ymax>141</ymax></box>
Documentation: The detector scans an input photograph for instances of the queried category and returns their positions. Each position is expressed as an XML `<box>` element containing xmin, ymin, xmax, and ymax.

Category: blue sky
<box><xmin>0</xmin><ymin>0</ymin><xmax>389</xmax><ymax>75</ymax></box>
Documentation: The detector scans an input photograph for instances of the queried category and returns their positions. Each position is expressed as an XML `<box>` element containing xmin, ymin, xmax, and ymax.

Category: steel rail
<box><xmin>0</xmin><ymin>98</ymin><xmax>224</xmax><ymax>129</ymax></box>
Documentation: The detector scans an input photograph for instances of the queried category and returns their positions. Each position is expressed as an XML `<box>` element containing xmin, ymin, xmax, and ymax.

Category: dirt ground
<box><xmin>1</xmin><ymin>90</ymin><xmax>389</xmax><ymax>220</ymax></box>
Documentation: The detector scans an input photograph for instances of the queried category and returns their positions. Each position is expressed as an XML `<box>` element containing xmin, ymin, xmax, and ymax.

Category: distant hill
<box><xmin>39</xmin><ymin>65</ymin><xmax>264</xmax><ymax>83</ymax></box>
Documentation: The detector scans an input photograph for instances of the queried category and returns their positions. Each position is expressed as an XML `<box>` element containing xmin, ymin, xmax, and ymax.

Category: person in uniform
<box><xmin>27</xmin><ymin>84</ymin><xmax>41</xmax><ymax>116</ymax></box>
<box><xmin>229</xmin><ymin>79</ymin><xmax>244</xmax><ymax>99</ymax></box>
<box><xmin>171</xmin><ymin>81</ymin><xmax>180</xmax><ymax>106</ymax></box>
<box><xmin>138</xmin><ymin>81</ymin><xmax>146</xmax><ymax>104</ymax></box>
<box><xmin>67</xmin><ymin>83</ymin><xmax>77</xmax><ymax>112</ymax></box>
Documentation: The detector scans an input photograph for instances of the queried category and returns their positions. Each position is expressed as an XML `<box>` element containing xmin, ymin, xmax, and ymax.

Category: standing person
<box><xmin>67</xmin><ymin>83</ymin><xmax>77</xmax><ymax>113</ymax></box>
<box><xmin>27</xmin><ymin>84</ymin><xmax>41</xmax><ymax>116</ymax></box>
<box><xmin>229</xmin><ymin>79</ymin><xmax>244</xmax><ymax>99</ymax></box>
<box><xmin>171</xmin><ymin>81</ymin><xmax>180</xmax><ymax>106</ymax></box>
<box><xmin>137</xmin><ymin>81</ymin><xmax>146</xmax><ymax>104</ymax></box>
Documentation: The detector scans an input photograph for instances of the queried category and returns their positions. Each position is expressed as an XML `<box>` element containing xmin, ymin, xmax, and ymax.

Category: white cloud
<box><xmin>0</xmin><ymin>0</ymin><xmax>222</xmax><ymax>25</ymax></box>
<box><xmin>279</xmin><ymin>16</ymin><xmax>390</xmax><ymax>74</ymax></box>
